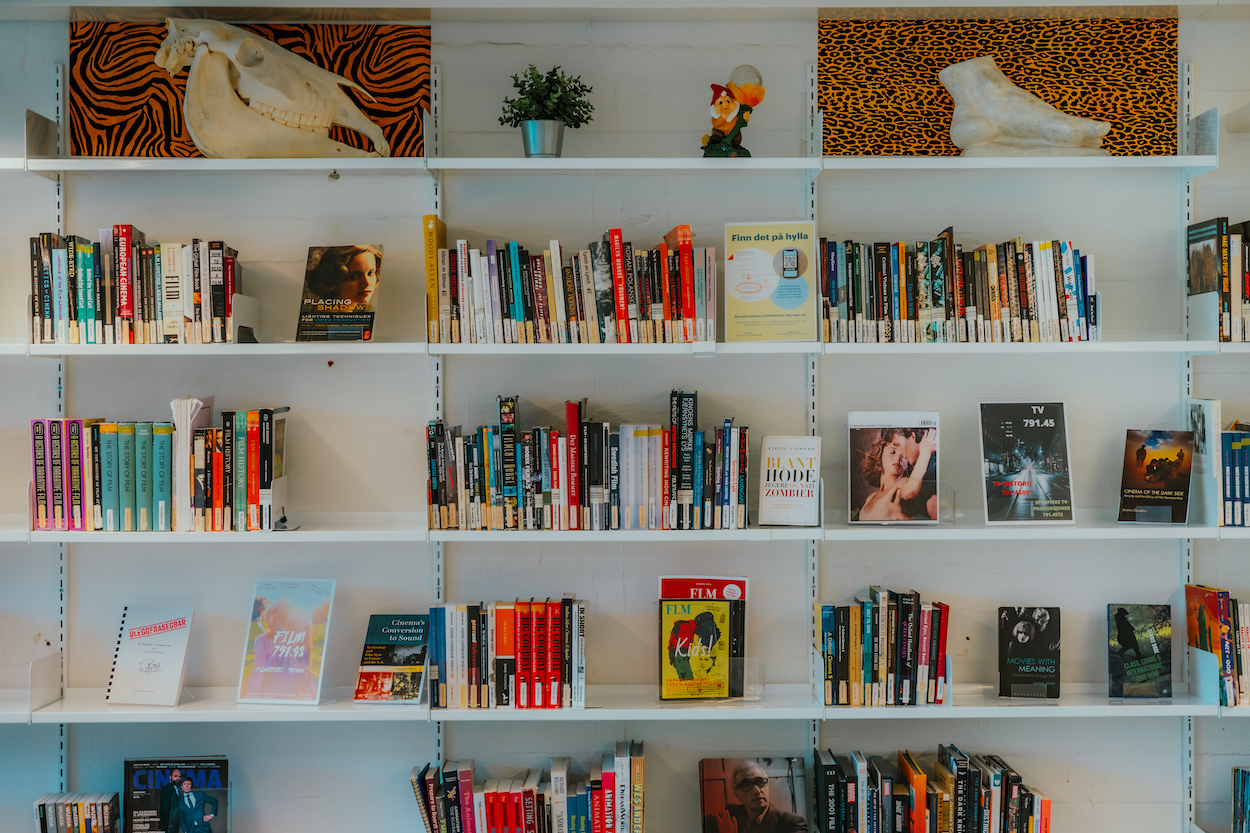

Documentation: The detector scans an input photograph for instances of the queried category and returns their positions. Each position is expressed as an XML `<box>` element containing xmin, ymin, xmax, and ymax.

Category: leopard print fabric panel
<box><xmin>819</xmin><ymin>18</ymin><xmax>1177</xmax><ymax>156</ymax></box>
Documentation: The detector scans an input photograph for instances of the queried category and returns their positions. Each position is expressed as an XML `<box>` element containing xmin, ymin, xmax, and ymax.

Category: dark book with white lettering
<box><xmin>979</xmin><ymin>402</ymin><xmax>1073</xmax><ymax>524</ymax></box>
<box><xmin>123</xmin><ymin>757</ymin><xmax>228</xmax><ymax>833</ymax></box>
<box><xmin>1108</xmin><ymin>604</ymin><xmax>1172</xmax><ymax>697</ymax></box>
<box><xmin>295</xmin><ymin>244</ymin><xmax>382</xmax><ymax>342</ymax></box>
<box><xmin>998</xmin><ymin>607</ymin><xmax>1060</xmax><ymax>698</ymax></box>
<box><xmin>353</xmin><ymin>613</ymin><xmax>430</xmax><ymax>703</ymax></box>
<box><xmin>1118</xmin><ymin>430</ymin><xmax>1195</xmax><ymax>523</ymax></box>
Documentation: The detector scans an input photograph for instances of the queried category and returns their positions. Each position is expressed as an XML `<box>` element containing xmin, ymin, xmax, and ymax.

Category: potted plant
<box><xmin>499</xmin><ymin>65</ymin><xmax>594</xmax><ymax>158</ymax></box>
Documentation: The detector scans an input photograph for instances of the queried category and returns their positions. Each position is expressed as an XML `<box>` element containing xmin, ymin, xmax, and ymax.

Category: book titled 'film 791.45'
<box><xmin>979</xmin><ymin>402</ymin><xmax>1073</xmax><ymax>524</ymax></box>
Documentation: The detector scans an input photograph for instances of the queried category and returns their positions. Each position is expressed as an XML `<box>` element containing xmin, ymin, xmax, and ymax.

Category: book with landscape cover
<box><xmin>998</xmin><ymin>607</ymin><xmax>1060</xmax><ymax>698</ymax></box>
<box><xmin>698</xmin><ymin>757</ymin><xmax>808</xmax><ymax>833</ymax></box>
<box><xmin>979</xmin><ymin>402</ymin><xmax>1073</xmax><ymax>524</ymax></box>
<box><xmin>295</xmin><ymin>245</ymin><xmax>382</xmax><ymax>342</ymax></box>
<box><xmin>1108</xmin><ymin>604</ymin><xmax>1172</xmax><ymax>697</ymax></box>
<box><xmin>237</xmin><ymin>579</ymin><xmax>335</xmax><ymax>704</ymax></box>
<box><xmin>848</xmin><ymin>411</ymin><xmax>939</xmax><ymax>524</ymax></box>
<box><xmin>660</xmin><ymin>598</ymin><xmax>730</xmax><ymax>700</ymax></box>
<box><xmin>353</xmin><ymin>613</ymin><xmax>429</xmax><ymax>703</ymax></box>
<box><xmin>123</xmin><ymin>757</ymin><xmax>228</xmax><ymax>833</ymax></box>
<box><xmin>1118</xmin><ymin>430</ymin><xmax>1195</xmax><ymax>523</ymax></box>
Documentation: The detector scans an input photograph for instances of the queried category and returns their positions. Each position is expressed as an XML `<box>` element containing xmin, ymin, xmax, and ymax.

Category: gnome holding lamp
<box><xmin>702</xmin><ymin>65</ymin><xmax>766</xmax><ymax>157</ymax></box>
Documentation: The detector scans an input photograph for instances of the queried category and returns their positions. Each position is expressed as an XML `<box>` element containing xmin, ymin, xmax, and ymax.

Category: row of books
<box><xmin>809</xmin><ymin>747</ymin><xmax>1050</xmax><ymax>833</ymax></box>
<box><xmin>1235</xmin><ymin>765</ymin><xmax>1250</xmax><ymax>833</ymax></box>
<box><xmin>1188</xmin><ymin>583</ymin><xmax>1250</xmax><ymax>707</ymax></box>
<box><xmin>427</xmin><ymin>599</ymin><xmax>587</xmax><ymax>710</ymax></box>
<box><xmin>426</xmin><ymin>393</ymin><xmax>750</xmax><ymax>532</ymax></box>
<box><xmin>424</xmin><ymin>217</ymin><xmax>716</xmax><ymax>345</ymax></box>
<box><xmin>33</xmin><ymin>793</ymin><xmax>119</xmax><ymax>833</ymax></box>
<box><xmin>412</xmin><ymin>747</ymin><xmax>644</xmax><ymax>833</ymax></box>
<box><xmin>29</xmin><ymin>406</ymin><xmax>287</xmax><ymax>533</ymax></box>
<box><xmin>818</xmin><ymin>590</ymin><xmax>951</xmax><ymax>708</ymax></box>
<box><xmin>1223</xmin><ymin>426</ymin><xmax>1250</xmax><ymax>526</ymax></box>
<box><xmin>29</xmin><ymin>230</ymin><xmax>240</xmax><ymax>346</ymax></box>
<box><xmin>818</xmin><ymin>231</ymin><xmax>1099</xmax><ymax>345</ymax></box>
<box><xmin>1186</xmin><ymin>217</ymin><xmax>1250</xmax><ymax>342</ymax></box>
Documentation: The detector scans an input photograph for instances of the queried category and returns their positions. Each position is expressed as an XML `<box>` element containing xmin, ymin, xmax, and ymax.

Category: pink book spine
<box><xmin>66</xmin><ymin>418</ymin><xmax>86</xmax><ymax>530</ymax></box>
<box><xmin>30</xmin><ymin>419</ymin><xmax>49</xmax><ymax>530</ymax></box>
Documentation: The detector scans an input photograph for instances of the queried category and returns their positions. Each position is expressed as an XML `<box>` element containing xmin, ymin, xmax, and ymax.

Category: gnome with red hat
<box><xmin>702</xmin><ymin>65</ymin><xmax>766</xmax><ymax>157</ymax></box>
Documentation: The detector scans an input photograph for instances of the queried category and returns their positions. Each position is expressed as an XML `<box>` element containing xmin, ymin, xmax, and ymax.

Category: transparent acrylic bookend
<box><xmin>656</xmin><ymin>657</ymin><xmax>765</xmax><ymax>707</ymax></box>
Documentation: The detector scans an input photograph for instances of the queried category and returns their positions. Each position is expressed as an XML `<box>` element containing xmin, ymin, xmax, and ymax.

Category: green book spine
<box><xmin>234</xmin><ymin>410</ymin><xmax>248</xmax><ymax>531</ymax></box>
<box><xmin>118</xmin><ymin>423</ymin><xmax>136</xmax><ymax>531</ymax></box>
<box><xmin>100</xmin><ymin>424</ymin><xmax>119</xmax><ymax>530</ymax></box>
<box><xmin>135</xmin><ymin>423</ymin><xmax>153</xmax><ymax>531</ymax></box>
<box><xmin>84</xmin><ymin>242</ymin><xmax>97</xmax><ymax>344</ymax></box>
<box><xmin>152</xmin><ymin>423</ymin><xmax>172</xmax><ymax>531</ymax></box>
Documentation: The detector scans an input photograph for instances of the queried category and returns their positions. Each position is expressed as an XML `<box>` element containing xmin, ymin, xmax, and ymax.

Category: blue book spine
<box><xmin>890</xmin><ymin>244</ymin><xmax>901</xmax><ymax>337</ymax></box>
<box><xmin>100</xmin><ymin>425</ymin><xmax>120</xmax><ymax>531</ymax></box>
<box><xmin>52</xmin><ymin>246</ymin><xmax>68</xmax><ymax>343</ymax></box>
<box><xmin>508</xmin><ymin>241</ymin><xmax>524</xmax><ymax>332</ymax></box>
<box><xmin>84</xmin><ymin>242</ymin><xmax>97</xmax><ymax>344</ymax></box>
<box><xmin>434</xmin><ymin>605</ymin><xmax>447</xmax><ymax>708</ymax></box>
<box><xmin>135</xmin><ymin>422</ymin><xmax>153</xmax><ymax>531</ymax></box>
<box><xmin>862</xmin><ymin>599</ymin><xmax>873</xmax><ymax>701</ymax></box>
<box><xmin>693</xmin><ymin>430</ymin><xmax>704</xmax><ymax>523</ymax></box>
<box><xmin>152</xmin><ymin>423</ymin><xmax>173</xmax><ymax>531</ymax></box>
<box><xmin>118</xmin><ymin>424</ymin><xmax>136</xmax><ymax>531</ymax></box>
<box><xmin>822</xmin><ymin>604</ymin><xmax>835</xmax><ymax>704</ymax></box>
<box><xmin>1225</xmin><ymin>431</ymin><xmax>1235</xmax><ymax>526</ymax></box>
<box><xmin>577</xmin><ymin>791</ymin><xmax>589</xmax><ymax>833</ymax></box>
<box><xmin>75</xmin><ymin>242</ymin><xmax>88</xmax><ymax>342</ymax></box>
<box><xmin>836</xmin><ymin>241</ymin><xmax>849</xmax><ymax>335</ymax></box>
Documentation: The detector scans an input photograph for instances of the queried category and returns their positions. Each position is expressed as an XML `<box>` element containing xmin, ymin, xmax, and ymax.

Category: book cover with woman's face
<box><xmin>848</xmin><ymin>411</ymin><xmax>939</xmax><ymax>524</ymax></box>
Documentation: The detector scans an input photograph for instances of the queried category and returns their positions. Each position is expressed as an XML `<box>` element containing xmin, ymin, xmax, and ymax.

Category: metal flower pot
<box><xmin>521</xmin><ymin>119</ymin><xmax>564</xmax><ymax>158</ymax></box>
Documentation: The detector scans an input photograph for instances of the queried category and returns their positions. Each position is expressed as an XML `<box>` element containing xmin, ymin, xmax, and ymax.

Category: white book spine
<box><xmin>549</xmin><ymin>241</ymin><xmax>567</xmax><ymax>343</ymax></box>
<box><xmin>706</xmin><ymin>251</ymin><xmax>717</xmax><ymax>343</ymax></box>
<box><xmin>647</xmin><ymin>427</ymin><xmax>661</xmax><ymax>529</ymax></box>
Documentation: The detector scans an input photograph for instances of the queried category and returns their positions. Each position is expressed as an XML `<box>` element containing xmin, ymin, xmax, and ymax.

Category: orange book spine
<box><xmin>546</xmin><ymin>599</ymin><xmax>561</xmax><ymax>709</ymax></box>
<box><xmin>609</xmin><ymin>229</ymin><xmax>630</xmax><ymax>343</ymax></box>
<box><xmin>531</xmin><ymin>598</ymin><xmax>547</xmax><ymax>708</ymax></box>
<box><xmin>212</xmin><ymin>429</ymin><xmax>224</xmax><ymax>531</ymax></box>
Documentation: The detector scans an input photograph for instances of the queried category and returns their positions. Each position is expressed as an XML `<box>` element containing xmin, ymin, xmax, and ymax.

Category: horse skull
<box><xmin>154</xmin><ymin>18</ymin><xmax>390</xmax><ymax>158</ymax></box>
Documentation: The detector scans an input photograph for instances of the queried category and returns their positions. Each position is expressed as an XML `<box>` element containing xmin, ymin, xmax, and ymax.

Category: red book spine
<box><xmin>661</xmin><ymin>430</ymin><xmax>670</xmax><ymax>530</ymax></box>
<box><xmin>486</xmin><ymin>790</ymin><xmax>498</xmax><ymax>833</ymax></box>
<box><xmin>609</xmin><ymin>229</ymin><xmax>630</xmax><ymax>343</ymax></box>
<box><xmin>511</xmin><ymin>790</ymin><xmax>524</xmax><ymax>833</ymax></box>
<box><xmin>212</xmin><ymin>430</ymin><xmax>224</xmax><ymax>532</ymax></box>
<box><xmin>532</xmin><ymin>599</ymin><xmax>546</xmax><ymax>708</ymax></box>
<box><xmin>546</xmin><ymin>599</ymin><xmax>561</xmax><ymax>708</ymax></box>
<box><xmin>565</xmin><ymin>402</ymin><xmax>581</xmax><ymax>530</ymax></box>
<box><xmin>658</xmin><ymin>244</ymin><xmax>672</xmax><ymax>342</ymax></box>
<box><xmin>936</xmin><ymin>600</ymin><xmax>950</xmax><ymax>703</ymax></box>
<box><xmin>117</xmin><ymin>225</ymin><xmax>133</xmax><ymax>322</ymax></box>
<box><xmin>601</xmin><ymin>768</ymin><xmax>616</xmax><ymax>833</ymax></box>
<box><xmin>589</xmin><ymin>783</ymin><xmax>606</xmax><ymax>833</ymax></box>
<box><xmin>679</xmin><ymin>241</ymin><xmax>696</xmax><ymax>341</ymax></box>
<box><xmin>516</xmin><ymin>600</ymin><xmax>531</xmax><ymax>708</ymax></box>
<box><xmin>953</xmin><ymin>246</ymin><xmax>966</xmax><ymax>330</ymax></box>
<box><xmin>522</xmin><ymin>787</ymin><xmax>537</xmax><ymax>833</ymax></box>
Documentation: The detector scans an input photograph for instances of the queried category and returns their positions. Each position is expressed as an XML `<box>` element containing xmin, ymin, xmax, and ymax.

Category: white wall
<box><xmin>0</xmin><ymin>12</ymin><xmax>1244</xmax><ymax>833</ymax></box>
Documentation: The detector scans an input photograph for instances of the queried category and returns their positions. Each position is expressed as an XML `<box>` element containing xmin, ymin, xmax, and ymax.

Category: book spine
<box><xmin>622</xmin><ymin>241</ymin><xmax>639</xmax><ymax>343</ymax></box>
<box><xmin>153</xmin><ymin>424</ymin><xmax>172</xmax><ymax>532</ymax></box>
<box><xmin>118</xmin><ymin>424</ymin><xmax>135</xmax><ymax>531</ymax></box>
<box><xmin>135</xmin><ymin>422</ymin><xmax>152</xmax><ymax>532</ymax></box>
<box><xmin>566</xmin><ymin>402</ymin><xmax>581</xmax><ymax>530</ymax></box>
<box><xmin>31</xmin><ymin>420</ymin><xmax>49</xmax><ymax>529</ymax></box>
<box><xmin>609</xmin><ymin>229</ymin><xmax>630</xmax><ymax>343</ymax></box>
<box><xmin>90</xmin><ymin>423</ymin><xmax>104</xmax><ymax>530</ymax></box>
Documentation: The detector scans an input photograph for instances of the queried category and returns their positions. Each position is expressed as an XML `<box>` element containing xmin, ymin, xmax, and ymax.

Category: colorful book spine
<box><xmin>135</xmin><ymin>422</ymin><xmax>153</xmax><ymax>531</ymax></box>
<box><xmin>118</xmin><ymin>423</ymin><xmax>136</xmax><ymax>531</ymax></box>
<box><xmin>153</xmin><ymin>423</ymin><xmax>172</xmax><ymax>531</ymax></box>
<box><xmin>31</xmin><ymin>420</ymin><xmax>50</xmax><ymax>529</ymax></box>
<box><xmin>235</xmin><ymin>410</ymin><xmax>248</xmax><ymax>531</ymax></box>
<box><xmin>100</xmin><ymin>424</ymin><xmax>120</xmax><ymax>531</ymax></box>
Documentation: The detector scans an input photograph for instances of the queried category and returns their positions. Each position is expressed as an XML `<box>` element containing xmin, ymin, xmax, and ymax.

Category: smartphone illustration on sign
<box><xmin>781</xmin><ymin>248</ymin><xmax>799</xmax><ymax>278</ymax></box>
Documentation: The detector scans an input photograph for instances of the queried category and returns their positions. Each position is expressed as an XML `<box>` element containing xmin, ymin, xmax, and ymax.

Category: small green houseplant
<box><xmin>499</xmin><ymin>65</ymin><xmax>594</xmax><ymax>158</ymax></box>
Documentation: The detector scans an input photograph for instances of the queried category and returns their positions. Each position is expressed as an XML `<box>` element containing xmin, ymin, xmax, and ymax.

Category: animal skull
<box><xmin>154</xmin><ymin>18</ymin><xmax>390</xmax><ymax>158</ymax></box>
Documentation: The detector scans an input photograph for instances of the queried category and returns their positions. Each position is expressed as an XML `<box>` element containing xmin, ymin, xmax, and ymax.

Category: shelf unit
<box><xmin>0</xmin><ymin>16</ymin><xmax>1243</xmax><ymax>833</ymax></box>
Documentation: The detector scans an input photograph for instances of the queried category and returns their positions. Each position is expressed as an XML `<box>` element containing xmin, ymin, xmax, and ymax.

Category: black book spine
<box><xmin>678</xmin><ymin>391</ymin><xmax>696</xmax><ymax>529</ymax></box>
<box><xmin>737</xmin><ymin>425</ymin><xmax>748</xmax><ymax>529</ymax></box>
<box><xmin>668</xmin><ymin>251</ymin><xmax>681</xmax><ymax>328</ymax></box>
<box><xmin>729</xmin><ymin>598</ymin><xmax>745</xmax><ymax>698</ymax></box>
<box><xmin>496</xmin><ymin>249</ymin><xmax>513</xmax><ymax>336</ymax></box>
<box><xmin>874</xmin><ymin>242</ymin><xmax>890</xmax><ymax>340</ymax></box>
<box><xmin>92</xmin><ymin>241</ymin><xmax>104</xmax><ymax>338</ymax></box>
<box><xmin>579</xmin><ymin>419</ymin><xmax>590</xmax><ymax>528</ymax></box>
<box><xmin>928</xmin><ymin>604</ymin><xmax>942</xmax><ymax>703</ymax></box>
<box><xmin>28</xmin><ymin>237</ymin><xmax>40</xmax><ymax>343</ymax></box>
<box><xmin>702</xmin><ymin>441</ymin><xmax>714</xmax><ymax>528</ymax></box>
<box><xmin>466</xmin><ymin>604</ymin><xmax>480</xmax><ymax>706</ymax></box>
<box><xmin>434</xmin><ymin>423</ymin><xmax>447</xmax><ymax>526</ymax></box>
<box><xmin>834</xmin><ymin>605</ymin><xmax>848</xmax><ymax>705</ymax></box>
<box><xmin>65</xmin><ymin>236</ymin><xmax>80</xmax><ymax>342</ymax></box>
<box><xmin>648</xmin><ymin>249</ymin><xmax>663</xmax><ymax>335</ymax></box>
<box><xmin>817</xmin><ymin>752</ymin><xmax>837</xmax><ymax>833</ymax></box>
<box><xmin>622</xmin><ymin>241</ymin><xmax>637</xmax><ymax>337</ymax></box>
<box><xmin>222</xmin><ymin>411</ymin><xmax>234</xmax><ymax>531</ymax></box>
<box><xmin>426</xmin><ymin>423</ymin><xmax>438</xmax><ymax>524</ymax></box>
<box><xmin>562</xmin><ymin>264</ymin><xmax>579</xmax><ymax>339</ymax></box>
<box><xmin>668</xmin><ymin>391</ymin><xmax>680</xmax><ymax>527</ymax></box>
<box><xmin>609</xmin><ymin>431</ymin><xmax>620</xmax><ymax>530</ymax></box>
<box><xmin>898</xmin><ymin>592</ymin><xmax>915</xmax><ymax>705</ymax></box>
<box><xmin>520</xmin><ymin>431</ymin><xmax>534</xmax><ymax>530</ymax></box>
<box><xmin>518</xmin><ymin>249</ymin><xmax>534</xmax><ymax>335</ymax></box>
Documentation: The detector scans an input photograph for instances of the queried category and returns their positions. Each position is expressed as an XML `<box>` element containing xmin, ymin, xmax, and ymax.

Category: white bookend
<box><xmin>107</xmin><ymin>606</ymin><xmax>193</xmax><ymax>707</ymax></box>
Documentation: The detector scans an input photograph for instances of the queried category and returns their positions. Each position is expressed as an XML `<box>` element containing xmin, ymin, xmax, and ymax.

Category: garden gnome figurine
<box><xmin>702</xmin><ymin>64</ymin><xmax>766</xmax><ymax>157</ymax></box>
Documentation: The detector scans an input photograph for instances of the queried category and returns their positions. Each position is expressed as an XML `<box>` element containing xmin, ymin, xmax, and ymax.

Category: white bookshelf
<box><xmin>0</xmin><ymin>11</ymin><xmax>1243</xmax><ymax>833</ymax></box>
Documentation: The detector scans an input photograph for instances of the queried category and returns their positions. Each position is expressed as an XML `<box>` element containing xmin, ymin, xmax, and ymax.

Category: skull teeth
<box><xmin>247</xmin><ymin>99</ymin><xmax>333</xmax><ymax>134</ymax></box>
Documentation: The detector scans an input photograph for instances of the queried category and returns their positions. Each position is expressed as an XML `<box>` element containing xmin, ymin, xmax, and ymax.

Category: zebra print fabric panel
<box><xmin>69</xmin><ymin>22</ymin><xmax>429</xmax><ymax>157</ymax></box>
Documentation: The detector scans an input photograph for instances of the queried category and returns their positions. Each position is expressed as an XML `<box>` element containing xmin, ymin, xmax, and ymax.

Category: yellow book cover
<box><xmin>724</xmin><ymin>221</ymin><xmax>818</xmax><ymax>342</ymax></box>
<box><xmin>423</xmin><ymin>215</ymin><xmax>446</xmax><ymax>343</ymax></box>
<box><xmin>660</xmin><ymin>598</ymin><xmax>730</xmax><ymax>699</ymax></box>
